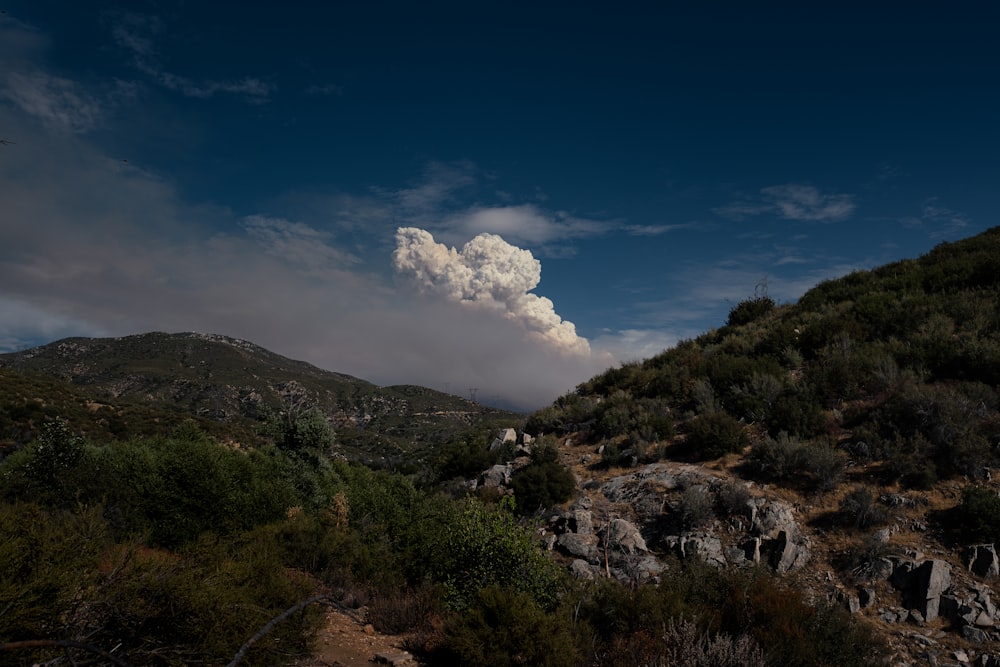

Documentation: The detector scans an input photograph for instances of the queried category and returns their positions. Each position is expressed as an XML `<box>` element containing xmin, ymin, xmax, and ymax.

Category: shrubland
<box><xmin>5</xmin><ymin>227</ymin><xmax>1000</xmax><ymax>664</ymax></box>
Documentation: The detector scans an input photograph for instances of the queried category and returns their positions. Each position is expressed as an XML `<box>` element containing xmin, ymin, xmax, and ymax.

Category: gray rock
<box><xmin>766</xmin><ymin>529</ymin><xmax>810</xmax><ymax>573</ymax></box>
<box><xmin>678</xmin><ymin>534</ymin><xmax>726</xmax><ymax>566</ymax></box>
<box><xmin>488</xmin><ymin>428</ymin><xmax>517</xmax><ymax>451</ymax></box>
<box><xmin>572</xmin><ymin>509</ymin><xmax>594</xmax><ymax>536</ymax></box>
<box><xmin>752</xmin><ymin>500</ymin><xmax>798</xmax><ymax>539</ymax></box>
<box><xmin>968</xmin><ymin>544</ymin><xmax>1000</xmax><ymax>579</ymax></box>
<box><xmin>569</xmin><ymin>559</ymin><xmax>596</xmax><ymax>580</ymax></box>
<box><xmin>480</xmin><ymin>463</ymin><xmax>512</xmax><ymax>488</ymax></box>
<box><xmin>373</xmin><ymin>651</ymin><xmax>414</xmax><ymax>666</ymax></box>
<box><xmin>556</xmin><ymin>533</ymin><xmax>598</xmax><ymax>562</ymax></box>
<box><xmin>963</xmin><ymin>625</ymin><xmax>990</xmax><ymax>643</ymax></box>
<box><xmin>602</xmin><ymin>518</ymin><xmax>648</xmax><ymax>555</ymax></box>
<box><xmin>859</xmin><ymin>587</ymin><xmax>877</xmax><ymax>609</ymax></box>
<box><xmin>910</xmin><ymin>560</ymin><xmax>951</xmax><ymax>622</ymax></box>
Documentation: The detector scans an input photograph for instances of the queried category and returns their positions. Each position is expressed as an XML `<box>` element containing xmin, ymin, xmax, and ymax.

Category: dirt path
<box><xmin>295</xmin><ymin>607</ymin><xmax>417</xmax><ymax>667</ymax></box>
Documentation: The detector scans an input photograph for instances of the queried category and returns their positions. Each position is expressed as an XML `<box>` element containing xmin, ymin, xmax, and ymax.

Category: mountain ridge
<box><xmin>0</xmin><ymin>330</ymin><xmax>519</xmax><ymax>461</ymax></box>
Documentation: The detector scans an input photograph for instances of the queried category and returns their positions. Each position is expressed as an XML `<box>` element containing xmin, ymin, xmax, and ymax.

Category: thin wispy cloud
<box><xmin>108</xmin><ymin>11</ymin><xmax>275</xmax><ymax>103</ymax></box>
<box><xmin>1</xmin><ymin>71</ymin><xmax>135</xmax><ymax>133</ymax></box>
<box><xmin>306</xmin><ymin>83</ymin><xmax>344</xmax><ymax>96</ymax></box>
<box><xmin>716</xmin><ymin>184</ymin><xmax>856</xmax><ymax>222</ymax></box>
<box><xmin>242</xmin><ymin>216</ymin><xmax>361</xmax><ymax>272</ymax></box>
<box><xmin>624</xmin><ymin>223</ymin><xmax>695</xmax><ymax>236</ymax></box>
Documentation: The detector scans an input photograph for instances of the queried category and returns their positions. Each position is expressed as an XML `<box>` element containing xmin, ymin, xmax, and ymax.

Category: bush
<box><xmin>430</xmin><ymin>496</ymin><xmax>565</xmax><ymax>611</ymax></box>
<box><xmin>746</xmin><ymin>433</ymin><xmax>845</xmax><ymax>492</ymax></box>
<box><xmin>684</xmin><ymin>412</ymin><xmax>748</xmax><ymax>460</ymax></box>
<box><xmin>430</xmin><ymin>587</ymin><xmax>577</xmax><ymax>667</ymax></box>
<box><xmin>727</xmin><ymin>296</ymin><xmax>776</xmax><ymax>327</ymax></box>
<box><xmin>510</xmin><ymin>455</ymin><xmax>576</xmax><ymax>515</ymax></box>
<box><xmin>838</xmin><ymin>487</ymin><xmax>889</xmax><ymax>529</ymax></box>
<box><xmin>678</xmin><ymin>486</ymin><xmax>715</xmax><ymax>530</ymax></box>
<box><xmin>715</xmin><ymin>481</ymin><xmax>752</xmax><ymax>520</ymax></box>
<box><xmin>954</xmin><ymin>485</ymin><xmax>1000</xmax><ymax>544</ymax></box>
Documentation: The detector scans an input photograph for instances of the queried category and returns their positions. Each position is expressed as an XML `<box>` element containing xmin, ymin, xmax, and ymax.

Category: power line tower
<box><xmin>468</xmin><ymin>387</ymin><xmax>478</xmax><ymax>403</ymax></box>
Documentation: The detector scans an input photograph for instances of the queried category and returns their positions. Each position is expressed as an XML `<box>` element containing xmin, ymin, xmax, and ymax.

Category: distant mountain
<box><xmin>0</xmin><ymin>331</ymin><xmax>518</xmax><ymax>462</ymax></box>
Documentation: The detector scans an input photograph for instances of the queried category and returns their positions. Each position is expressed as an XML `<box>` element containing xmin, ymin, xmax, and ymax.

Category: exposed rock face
<box><xmin>602</xmin><ymin>518</ymin><xmax>648</xmax><ymax>555</ymax></box>
<box><xmin>480</xmin><ymin>464</ymin><xmax>512</xmax><ymax>488</ymax></box>
<box><xmin>967</xmin><ymin>544</ymin><xmax>1000</xmax><ymax>580</ymax></box>
<box><xmin>489</xmin><ymin>428</ymin><xmax>518</xmax><ymax>451</ymax></box>
<box><xmin>889</xmin><ymin>558</ymin><xmax>952</xmax><ymax>623</ymax></box>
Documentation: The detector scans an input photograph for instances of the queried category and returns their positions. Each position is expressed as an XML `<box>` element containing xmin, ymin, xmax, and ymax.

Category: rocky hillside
<box><xmin>0</xmin><ymin>331</ymin><xmax>517</xmax><ymax>462</ymax></box>
<box><xmin>507</xmin><ymin>225</ymin><xmax>1000</xmax><ymax>666</ymax></box>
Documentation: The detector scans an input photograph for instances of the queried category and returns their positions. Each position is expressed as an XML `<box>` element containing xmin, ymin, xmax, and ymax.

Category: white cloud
<box><xmin>393</xmin><ymin>227</ymin><xmax>594</xmax><ymax>356</ymax></box>
<box><xmin>716</xmin><ymin>184</ymin><xmax>856</xmax><ymax>222</ymax></box>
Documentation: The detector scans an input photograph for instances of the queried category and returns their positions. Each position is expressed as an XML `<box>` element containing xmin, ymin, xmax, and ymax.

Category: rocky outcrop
<box><xmin>967</xmin><ymin>544</ymin><xmax>1000</xmax><ymax>580</ymax></box>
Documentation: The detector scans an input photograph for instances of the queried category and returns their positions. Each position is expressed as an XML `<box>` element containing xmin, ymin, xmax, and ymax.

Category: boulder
<box><xmin>572</xmin><ymin>509</ymin><xmax>594</xmax><ymax>535</ymax></box>
<box><xmin>967</xmin><ymin>544</ymin><xmax>1000</xmax><ymax>580</ymax></box>
<box><xmin>766</xmin><ymin>529</ymin><xmax>810</xmax><ymax>573</ymax></box>
<box><xmin>899</xmin><ymin>559</ymin><xmax>951</xmax><ymax>622</ymax></box>
<box><xmin>480</xmin><ymin>464</ymin><xmax>512</xmax><ymax>488</ymax></box>
<box><xmin>569</xmin><ymin>559</ymin><xmax>596</xmax><ymax>580</ymax></box>
<box><xmin>488</xmin><ymin>428</ymin><xmax>517</xmax><ymax>451</ymax></box>
<box><xmin>556</xmin><ymin>533</ymin><xmax>599</xmax><ymax>563</ymax></box>
<box><xmin>602</xmin><ymin>518</ymin><xmax>649</xmax><ymax>555</ymax></box>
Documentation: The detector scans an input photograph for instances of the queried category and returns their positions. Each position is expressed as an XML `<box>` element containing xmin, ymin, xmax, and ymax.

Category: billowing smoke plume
<box><xmin>393</xmin><ymin>227</ymin><xmax>591</xmax><ymax>356</ymax></box>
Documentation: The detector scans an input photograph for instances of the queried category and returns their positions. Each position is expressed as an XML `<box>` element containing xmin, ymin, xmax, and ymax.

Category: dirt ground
<box><xmin>295</xmin><ymin>606</ymin><xmax>417</xmax><ymax>667</ymax></box>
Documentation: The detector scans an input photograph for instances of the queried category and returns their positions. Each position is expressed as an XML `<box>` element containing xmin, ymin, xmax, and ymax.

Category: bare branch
<box><xmin>0</xmin><ymin>639</ymin><xmax>133</xmax><ymax>667</ymax></box>
<box><xmin>226</xmin><ymin>594</ymin><xmax>336</xmax><ymax>667</ymax></box>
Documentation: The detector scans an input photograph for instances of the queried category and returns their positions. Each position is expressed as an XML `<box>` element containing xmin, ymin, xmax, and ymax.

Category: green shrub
<box><xmin>954</xmin><ymin>485</ymin><xmax>1000</xmax><ymax>544</ymax></box>
<box><xmin>839</xmin><ymin>487</ymin><xmax>889</xmax><ymax>529</ymax></box>
<box><xmin>430</xmin><ymin>586</ymin><xmax>576</xmax><ymax>667</ymax></box>
<box><xmin>431</xmin><ymin>497</ymin><xmax>564</xmax><ymax>611</ymax></box>
<box><xmin>683</xmin><ymin>411</ymin><xmax>748</xmax><ymax>460</ymax></box>
<box><xmin>727</xmin><ymin>296</ymin><xmax>776</xmax><ymax>327</ymax></box>
<box><xmin>746</xmin><ymin>433</ymin><xmax>845</xmax><ymax>492</ymax></box>
<box><xmin>510</xmin><ymin>449</ymin><xmax>576</xmax><ymax>515</ymax></box>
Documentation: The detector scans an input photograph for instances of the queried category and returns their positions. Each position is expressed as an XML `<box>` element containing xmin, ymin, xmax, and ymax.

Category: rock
<box><xmin>556</xmin><ymin>533</ymin><xmax>599</xmax><ymax>563</ymax></box>
<box><xmin>752</xmin><ymin>500</ymin><xmax>798</xmax><ymax>539</ymax></box>
<box><xmin>908</xmin><ymin>560</ymin><xmax>951</xmax><ymax>622</ymax></box>
<box><xmin>963</xmin><ymin>625</ymin><xmax>990</xmax><ymax>643</ymax></box>
<box><xmin>373</xmin><ymin>651</ymin><xmax>414</xmax><ymax>666</ymax></box>
<box><xmin>602</xmin><ymin>518</ymin><xmax>648</xmax><ymax>555</ymax></box>
<box><xmin>488</xmin><ymin>428</ymin><xmax>518</xmax><ymax>451</ymax></box>
<box><xmin>569</xmin><ymin>559</ymin><xmax>596</xmax><ymax>580</ymax></box>
<box><xmin>859</xmin><ymin>587</ymin><xmax>877</xmax><ymax>609</ymax></box>
<box><xmin>954</xmin><ymin>649</ymin><xmax>970</xmax><ymax>663</ymax></box>
<box><xmin>572</xmin><ymin>509</ymin><xmax>594</xmax><ymax>536</ymax></box>
<box><xmin>766</xmin><ymin>529</ymin><xmax>810</xmax><ymax>573</ymax></box>
<box><xmin>677</xmin><ymin>534</ymin><xmax>726</xmax><ymax>567</ymax></box>
<box><xmin>600</xmin><ymin>464</ymin><xmax>680</xmax><ymax>504</ymax></box>
<box><xmin>908</xmin><ymin>631</ymin><xmax>935</xmax><ymax>645</ymax></box>
<box><xmin>480</xmin><ymin>464</ymin><xmax>512</xmax><ymax>488</ymax></box>
<box><xmin>967</xmin><ymin>544</ymin><xmax>1000</xmax><ymax>580</ymax></box>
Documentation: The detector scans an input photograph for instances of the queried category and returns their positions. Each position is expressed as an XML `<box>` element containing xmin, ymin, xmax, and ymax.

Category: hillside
<box><xmin>4</xmin><ymin>228</ymin><xmax>1000</xmax><ymax>667</ymax></box>
<box><xmin>0</xmin><ymin>331</ymin><xmax>517</xmax><ymax>463</ymax></box>
<box><xmin>517</xmin><ymin>225</ymin><xmax>1000</xmax><ymax>664</ymax></box>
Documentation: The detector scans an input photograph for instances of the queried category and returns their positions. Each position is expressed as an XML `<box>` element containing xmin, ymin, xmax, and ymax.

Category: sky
<box><xmin>1</xmin><ymin>2</ymin><xmax>998</xmax><ymax>411</ymax></box>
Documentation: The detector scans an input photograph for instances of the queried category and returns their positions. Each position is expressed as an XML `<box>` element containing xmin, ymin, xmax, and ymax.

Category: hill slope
<box><xmin>0</xmin><ymin>331</ymin><xmax>517</xmax><ymax>461</ymax></box>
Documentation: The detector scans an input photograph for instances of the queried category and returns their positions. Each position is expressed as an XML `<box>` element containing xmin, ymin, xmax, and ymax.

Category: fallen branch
<box><xmin>226</xmin><ymin>594</ymin><xmax>335</xmax><ymax>667</ymax></box>
<box><xmin>0</xmin><ymin>639</ymin><xmax>133</xmax><ymax>667</ymax></box>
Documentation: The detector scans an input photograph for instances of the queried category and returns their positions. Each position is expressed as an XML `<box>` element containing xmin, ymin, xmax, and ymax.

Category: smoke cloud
<box><xmin>393</xmin><ymin>227</ymin><xmax>591</xmax><ymax>356</ymax></box>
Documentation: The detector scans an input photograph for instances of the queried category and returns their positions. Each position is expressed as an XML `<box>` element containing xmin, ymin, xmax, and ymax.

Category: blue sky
<box><xmin>1</xmin><ymin>2</ymin><xmax>997</xmax><ymax>410</ymax></box>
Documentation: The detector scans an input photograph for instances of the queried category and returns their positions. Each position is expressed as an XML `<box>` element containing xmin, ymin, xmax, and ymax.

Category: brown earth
<box><xmin>295</xmin><ymin>606</ymin><xmax>418</xmax><ymax>667</ymax></box>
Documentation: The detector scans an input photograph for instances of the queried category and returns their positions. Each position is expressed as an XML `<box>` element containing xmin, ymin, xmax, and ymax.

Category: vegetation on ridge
<box><xmin>7</xmin><ymin>226</ymin><xmax>1000</xmax><ymax>664</ymax></box>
